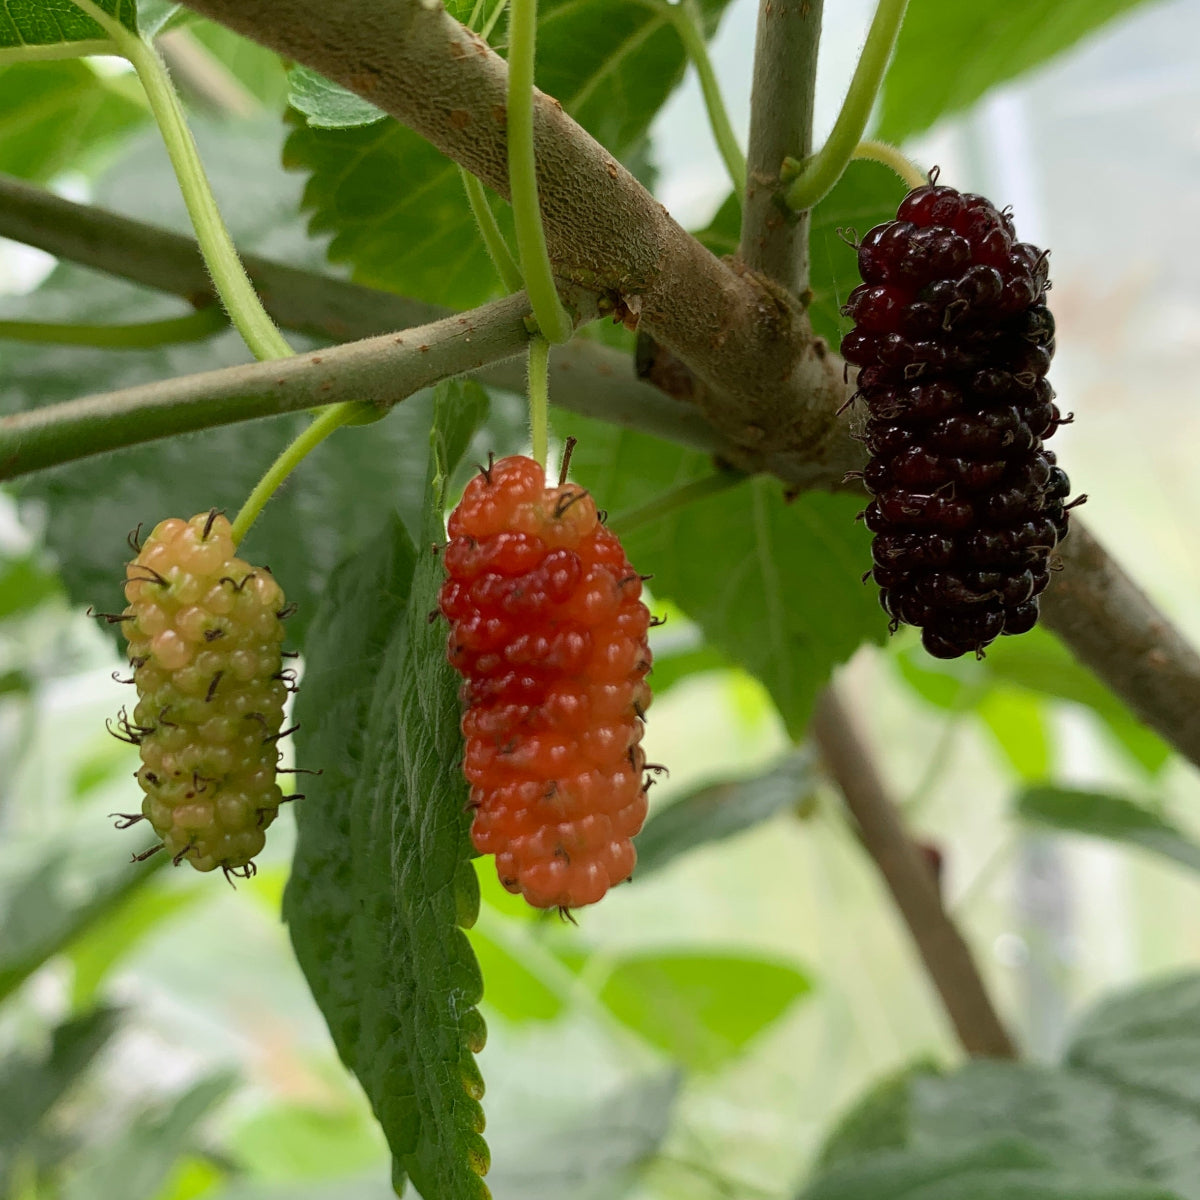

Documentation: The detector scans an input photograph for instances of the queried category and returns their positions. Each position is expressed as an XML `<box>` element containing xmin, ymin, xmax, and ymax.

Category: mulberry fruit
<box><xmin>439</xmin><ymin>455</ymin><xmax>654</xmax><ymax>911</ymax></box>
<box><xmin>110</xmin><ymin>512</ymin><xmax>296</xmax><ymax>878</ymax></box>
<box><xmin>841</xmin><ymin>179</ymin><xmax>1082</xmax><ymax>658</ymax></box>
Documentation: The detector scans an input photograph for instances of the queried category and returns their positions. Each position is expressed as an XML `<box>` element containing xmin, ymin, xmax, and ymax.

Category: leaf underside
<box><xmin>805</xmin><ymin>971</ymin><xmax>1200</xmax><ymax>1199</ymax></box>
<box><xmin>877</xmin><ymin>0</ymin><xmax>1159</xmax><ymax>144</ymax></box>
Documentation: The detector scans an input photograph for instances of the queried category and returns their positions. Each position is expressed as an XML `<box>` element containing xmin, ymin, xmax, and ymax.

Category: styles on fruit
<box><xmin>111</xmin><ymin>511</ymin><xmax>295</xmax><ymax>878</ymax></box>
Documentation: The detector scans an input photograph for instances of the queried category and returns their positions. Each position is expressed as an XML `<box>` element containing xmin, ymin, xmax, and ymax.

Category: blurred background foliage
<box><xmin>3</xmin><ymin>0</ymin><xmax>1200</xmax><ymax>1196</ymax></box>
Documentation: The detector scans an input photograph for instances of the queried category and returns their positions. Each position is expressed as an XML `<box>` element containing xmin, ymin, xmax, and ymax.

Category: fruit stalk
<box><xmin>784</xmin><ymin>0</ymin><xmax>910</xmax><ymax>213</ymax></box>
<box><xmin>507</xmin><ymin>0</ymin><xmax>573</xmax><ymax>345</ymax></box>
<box><xmin>70</xmin><ymin>0</ymin><xmax>293</xmax><ymax>362</ymax></box>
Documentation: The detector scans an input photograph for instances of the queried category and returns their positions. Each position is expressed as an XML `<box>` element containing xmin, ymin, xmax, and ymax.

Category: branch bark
<box><xmin>1041</xmin><ymin>523</ymin><xmax>1200</xmax><ymax>767</ymax></box>
<box><xmin>176</xmin><ymin>0</ymin><xmax>847</xmax><ymax>473</ymax></box>
<box><xmin>812</xmin><ymin>686</ymin><xmax>1018</xmax><ymax>1060</ymax></box>
<box><xmin>739</xmin><ymin>0</ymin><xmax>825</xmax><ymax>294</ymax></box>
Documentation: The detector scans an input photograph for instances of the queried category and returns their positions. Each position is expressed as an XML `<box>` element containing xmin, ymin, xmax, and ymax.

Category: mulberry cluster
<box><xmin>439</xmin><ymin>455</ymin><xmax>654</xmax><ymax>912</ymax></box>
<box><xmin>111</xmin><ymin>512</ymin><xmax>296</xmax><ymax>878</ymax></box>
<box><xmin>840</xmin><ymin>179</ymin><xmax>1080</xmax><ymax>658</ymax></box>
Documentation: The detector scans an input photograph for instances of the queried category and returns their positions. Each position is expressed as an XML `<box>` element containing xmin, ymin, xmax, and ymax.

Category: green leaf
<box><xmin>284</xmin><ymin>379</ymin><xmax>491</xmax><ymax>1199</ymax></box>
<box><xmin>468</xmin><ymin>925</ymin><xmax>565</xmax><ymax>1024</ymax></box>
<box><xmin>187</xmin><ymin>18</ymin><xmax>289</xmax><ymax>109</ymax></box>
<box><xmin>634</xmin><ymin>749</ymin><xmax>816</xmax><ymax>879</ymax></box>
<box><xmin>597</xmin><ymin>951</ymin><xmax>811</xmax><ymax>1072</ymax></box>
<box><xmin>228</xmin><ymin>1101</ymin><xmax>386</xmax><ymax>1182</ymax></box>
<box><xmin>0</xmin><ymin>1006</ymin><xmax>121</xmax><ymax>1186</ymax></box>
<box><xmin>877</xmin><ymin>0</ymin><xmax>1158</xmax><ymax>144</ymax></box>
<box><xmin>907</xmin><ymin>978</ymin><xmax>1200</xmax><ymax>1200</ymax></box>
<box><xmin>0</xmin><ymin>553</ymin><xmax>61</xmax><ymax>619</ymax></box>
<box><xmin>283</xmin><ymin>0</ymin><xmax>732</xmax><ymax>309</ymax></box>
<box><xmin>647</xmin><ymin>640</ymin><xmax>730</xmax><ymax>696</ymax></box>
<box><xmin>1067</xmin><ymin>973</ymin><xmax>1200</xmax><ymax>1105</ymax></box>
<box><xmin>535</xmin><ymin>0</ymin><xmax>733</xmax><ymax>161</ymax></box>
<box><xmin>985</xmin><ymin>631</ymin><xmax>1171</xmax><ymax>775</ymax></box>
<box><xmin>894</xmin><ymin>649</ymin><xmax>977</xmax><ymax>710</ymax></box>
<box><xmin>287</xmin><ymin>66</ymin><xmax>385</xmax><ymax>129</ymax></box>
<box><xmin>800</xmin><ymin>1138</ymin><xmax>1178</xmax><ymax>1200</ymax></box>
<box><xmin>0</xmin><ymin>828</ymin><xmax>164</xmax><ymax>1003</ymax></box>
<box><xmin>0</xmin><ymin>0</ymin><xmax>137</xmax><ymax>50</ymax></box>
<box><xmin>893</xmin><ymin>629</ymin><xmax>1172</xmax><ymax>777</ymax></box>
<box><xmin>809</xmin><ymin>973</ymin><xmax>1200</xmax><ymax>1199</ymax></box>
<box><xmin>61</xmin><ymin>1075</ymin><xmax>234</xmax><ymax>1200</ymax></box>
<box><xmin>67</xmin><ymin>877</ymin><xmax>201</xmax><ymax>1007</ymax></box>
<box><xmin>808</xmin><ymin>160</ymin><xmax>908</xmax><ymax>349</ymax></box>
<box><xmin>564</xmin><ymin>423</ymin><xmax>885</xmax><ymax>736</ymax></box>
<box><xmin>283</xmin><ymin>116</ymin><xmax>516</xmax><ymax>310</ymax></box>
<box><xmin>486</xmin><ymin>1073</ymin><xmax>679</xmax><ymax>1200</ymax></box>
<box><xmin>0</xmin><ymin>61</ymin><xmax>146</xmax><ymax>182</ymax></box>
<box><xmin>3</xmin><ymin>124</ymin><xmax>444</xmax><ymax>649</ymax></box>
<box><xmin>978</xmin><ymin>688</ymin><xmax>1052</xmax><ymax>780</ymax></box>
<box><xmin>1017</xmin><ymin>787</ymin><xmax>1200</xmax><ymax>877</ymax></box>
<box><xmin>136</xmin><ymin>0</ymin><xmax>179</xmax><ymax>38</ymax></box>
<box><xmin>911</xmin><ymin>1061</ymin><xmax>1130</xmax><ymax>1172</ymax></box>
<box><xmin>815</xmin><ymin>1058</ymin><xmax>942</xmax><ymax>1171</ymax></box>
<box><xmin>696</xmin><ymin>160</ymin><xmax>905</xmax><ymax>351</ymax></box>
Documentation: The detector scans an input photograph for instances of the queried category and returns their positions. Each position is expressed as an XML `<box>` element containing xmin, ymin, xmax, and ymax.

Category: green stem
<box><xmin>0</xmin><ymin>39</ymin><xmax>116</xmax><ymax>66</ymax></box>
<box><xmin>480</xmin><ymin>0</ymin><xmax>510</xmax><ymax>42</ymax></box>
<box><xmin>459</xmin><ymin>168</ymin><xmax>523</xmax><ymax>293</ymax></box>
<box><xmin>527</xmin><ymin>335</ymin><xmax>551</xmax><ymax>470</ymax></box>
<box><xmin>70</xmin><ymin>0</ymin><xmax>293</xmax><ymax>362</ymax></box>
<box><xmin>609</xmin><ymin>470</ymin><xmax>745</xmax><ymax>535</ymax></box>
<box><xmin>634</xmin><ymin>0</ymin><xmax>745</xmax><ymax>196</ymax></box>
<box><xmin>0</xmin><ymin>308</ymin><xmax>226</xmax><ymax>349</ymax></box>
<box><xmin>852</xmin><ymin>139</ymin><xmax>925</xmax><ymax>189</ymax></box>
<box><xmin>230</xmin><ymin>402</ymin><xmax>363</xmax><ymax>545</ymax></box>
<box><xmin>784</xmin><ymin>0</ymin><xmax>909</xmax><ymax>213</ymax></box>
<box><xmin>507</xmin><ymin>0</ymin><xmax>572</xmax><ymax>344</ymax></box>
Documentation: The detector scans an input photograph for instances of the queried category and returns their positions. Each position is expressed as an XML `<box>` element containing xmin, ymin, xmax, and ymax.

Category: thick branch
<box><xmin>1041</xmin><ymin>523</ymin><xmax>1200</xmax><ymax>767</ymax></box>
<box><xmin>177</xmin><ymin>0</ymin><xmax>845</xmax><ymax>471</ymax></box>
<box><xmin>739</xmin><ymin>0</ymin><xmax>824</xmax><ymax>294</ymax></box>
<box><xmin>812</xmin><ymin>686</ymin><xmax>1017</xmax><ymax>1060</ymax></box>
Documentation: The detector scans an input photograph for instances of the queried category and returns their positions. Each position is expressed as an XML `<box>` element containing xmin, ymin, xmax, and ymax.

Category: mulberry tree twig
<box><xmin>812</xmin><ymin>685</ymin><xmax>1018</xmax><ymax>1060</ymax></box>
<box><xmin>739</xmin><ymin>0</ymin><xmax>824</xmax><ymax>295</ymax></box>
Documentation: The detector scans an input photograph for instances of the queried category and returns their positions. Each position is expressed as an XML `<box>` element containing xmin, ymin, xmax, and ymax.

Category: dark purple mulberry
<box><xmin>842</xmin><ymin>178</ymin><xmax>1083</xmax><ymax>659</ymax></box>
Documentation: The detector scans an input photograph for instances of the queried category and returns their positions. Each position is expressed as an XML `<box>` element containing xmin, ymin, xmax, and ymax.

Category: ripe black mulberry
<box><xmin>841</xmin><ymin>179</ymin><xmax>1081</xmax><ymax>659</ymax></box>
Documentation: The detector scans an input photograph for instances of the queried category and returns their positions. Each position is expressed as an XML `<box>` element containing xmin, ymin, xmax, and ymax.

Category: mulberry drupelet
<box><xmin>112</xmin><ymin>512</ymin><xmax>295</xmax><ymax>877</ymax></box>
<box><xmin>439</xmin><ymin>455</ymin><xmax>654</xmax><ymax>911</ymax></box>
<box><xmin>841</xmin><ymin>177</ymin><xmax>1082</xmax><ymax>658</ymax></box>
